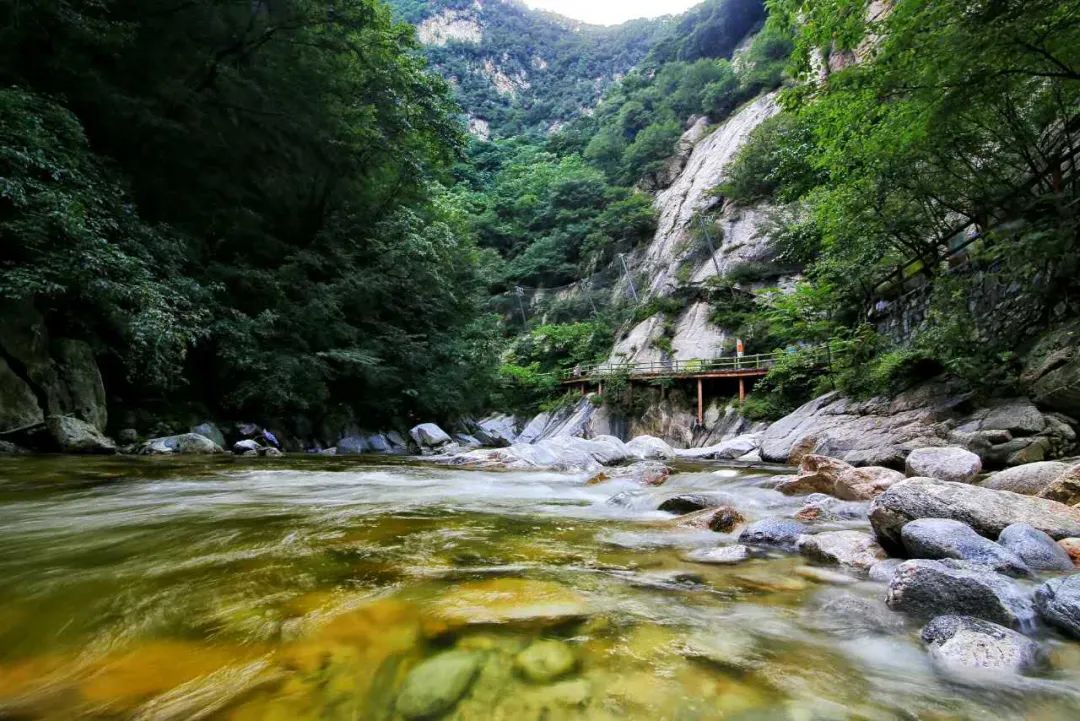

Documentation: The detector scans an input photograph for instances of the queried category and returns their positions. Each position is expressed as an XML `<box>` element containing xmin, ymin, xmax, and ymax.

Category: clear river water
<box><xmin>1</xmin><ymin>455</ymin><xmax>1079</xmax><ymax>720</ymax></box>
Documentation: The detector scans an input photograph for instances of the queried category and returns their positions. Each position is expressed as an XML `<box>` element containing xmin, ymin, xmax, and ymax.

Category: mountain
<box><xmin>384</xmin><ymin>0</ymin><xmax>671</xmax><ymax>137</ymax></box>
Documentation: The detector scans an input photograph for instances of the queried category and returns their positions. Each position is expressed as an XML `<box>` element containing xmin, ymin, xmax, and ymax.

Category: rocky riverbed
<box><xmin>1</xmin><ymin>452</ymin><xmax>1080</xmax><ymax>720</ymax></box>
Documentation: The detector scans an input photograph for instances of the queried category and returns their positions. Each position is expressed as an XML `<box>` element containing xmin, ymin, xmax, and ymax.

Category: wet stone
<box><xmin>395</xmin><ymin>649</ymin><xmax>482</xmax><ymax>719</ymax></box>
<box><xmin>514</xmin><ymin>639</ymin><xmax>577</xmax><ymax>683</ymax></box>
<box><xmin>739</xmin><ymin>518</ymin><xmax>809</xmax><ymax>550</ymax></box>
<box><xmin>997</xmin><ymin>522</ymin><xmax>1075</xmax><ymax>572</ymax></box>
<box><xmin>921</xmin><ymin>615</ymin><xmax>1045</xmax><ymax>676</ymax></box>
<box><xmin>683</xmin><ymin>544</ymin><xmax>752</xmax><ymax>565</ymax></box>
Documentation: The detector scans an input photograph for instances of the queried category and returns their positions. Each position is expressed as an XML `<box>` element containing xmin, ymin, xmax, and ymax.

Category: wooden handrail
<box><xmin>560</xmin><ymin>345</ymin><xmax>836</xmax><ymax>381</ymax></box>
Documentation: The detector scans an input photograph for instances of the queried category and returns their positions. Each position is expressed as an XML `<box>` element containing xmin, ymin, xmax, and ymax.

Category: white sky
<box><xmin>523</xmin><ymin>1</ymin><xmax>702</xmax><ymax>25</ymax></box>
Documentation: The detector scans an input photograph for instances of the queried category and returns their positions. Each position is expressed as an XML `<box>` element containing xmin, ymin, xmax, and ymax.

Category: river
<box><xmin>0</xmin><ymin>455</ymin><xmax>1078</xmax><ymax>720</ymax></box>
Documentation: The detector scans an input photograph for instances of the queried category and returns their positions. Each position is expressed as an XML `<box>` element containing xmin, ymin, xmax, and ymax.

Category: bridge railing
<box><xmin>564</xmin><ymin>351</ymin><xmax>786</xmax><ymax>381</ymax></box>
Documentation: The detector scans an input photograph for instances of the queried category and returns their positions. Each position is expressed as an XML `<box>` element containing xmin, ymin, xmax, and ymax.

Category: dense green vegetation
<box><xmin>727</xmin><ymin>0</ymin><xmax>1080</xmax><ymax>418</ymax></box>
<box><xmin>0</xmin><ymin>0</ymin><xmax>497</xmax><ymax>429</ymax></box>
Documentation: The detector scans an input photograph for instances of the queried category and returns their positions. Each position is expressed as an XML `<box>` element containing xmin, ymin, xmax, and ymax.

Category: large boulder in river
<box><xmin>190</xmin><ymin>422</ymin><xmax>226</xmax><ymax>449</ymax></box>
<box><xmin>739</xmin><ymin>518</ymin><xmax>808</xmax><ymax>550</ymax></box>
<box><xmin>1034</xmin><ymin>575</ymin><xmax>1080</xmax><ymax>638</ymax></box>
<box><xmin>904</xmin><ymin>446</ymin><xmax>981</xmax><ymax>483</ymax></box>
<box><xmin>676</xmin><ymin>434</ymin><xmax>760</xmax><ymax>460</ymax></box>
<box><xmin>997</xmin><ymin>523</ymin><xmax>1075</xmax><ymax>572</ymax></box>
<box><xmin>921</xmin><ymin>615</ymin><xmax>1044</xmax><ymax>675</ymax></box>
<box><xmin>776</xmin><ymin>454</ymin><xmax>851</xmax><ymax>496</ymax></box>
<box><xmin>797</xmin><ymin>530</ymin><xmax>886</xmax><ymax>571</ymax></box>
<box><xmin>1038</xmin><ymin>464</ymin><xmax>1080</xmax><ymax>505</ymax></box>
<box><xmin>45</xmin><ymin>415</ymin><xmax>116</xmax><ymax>454</ymax></box>
<box><xmin>625</xmin><ymin>435</ymin><xmax>675</xmax><ymax>460</ymax></box>
<box><xmin>869</xmin><ymin>478</ymin><xmax>1080</xmax><ymax>553</ymax></box>
<box><xmin>410</xmin><ymin>423</ymin><xmax>453</xmax><ymax>452</ymax></box>
<box><xmin>886</xmin><ymin>559</ymin><xmax>1036</xmax><ymax>628</ymax></box>
<box><xmin>982</xmin><ymin>461</ymin><xmax>1069</xmax><ymax>495</ymax></box>
<box><xmin>834</xmin><ymin>466</ymin><xmax>905</xmax><ymax>500</ymax></box>
<box><xmin>899</xmin><ymin>518</ymin><xmax>1030</xmax><ymax>577</ymax></box>
<box><xmin>140</xmin><ymin>433</ymin><xmax>224</xmax><ymax>455</ymax></box>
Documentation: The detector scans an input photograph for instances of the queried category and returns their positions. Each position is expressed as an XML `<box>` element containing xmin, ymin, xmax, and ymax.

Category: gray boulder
<box><xmin>395</xmin><ymin>650</ymin><xmax>482</xmax><ymax>719</ymax></box>
<box><xmin>739</xmin><ymin>518</ymin><xmax>808</xmax><ymax>550</ymax></box>
<box><xmin>905</xmin><ymin>446</ymin><xmax>981</xmax><ymax>483</ymax></box>
<box><xmin>1034</xmin><ymin>575</ymin><xmax>1080</xmax><ymax>638</ymax></box>
<box><xmin>45</xmin><ymin>415</ymin><xmax>116</xmax><ymax>454</ymax></box>
<box><xmin>233</xmin><ymin>439</ymin><xmax>261</xmax><ymax>454</ymax></box>
<box><xmin>190</xmin><ymin>422</ymin><xmax>226</xmax><ymax>449</ymax></box>
<box><xmin>900</xmin><ymin>518</ymin><xmax>1031</xmax><ymax>577</ymax></box>
<box><xmin>625</xmin><ymin>435</ymin><xmax>675</xmax><ymax>460</ymax></box>
<box><xmin>869</xmin><ymin>478</ymin><xmax>1080</xmax><ymax>554</ymax></box>
<box><xmin>140</xmin><ymin>433</ymin><xmax>224</xmax><ymax>455</ymax></box>
<box><xmin>409</xmin><ymin>423</ymin><xmax>453</xmax><ymax>452</ymax></box>
<box><xmin>997</xmin><ymin>523</ymin><xmax>1075</xmax><ymax>572</ymax></box>
<box><xmin>804</xmin><ymin>589</ymin><xmax>907</xmax><ymax>637</ymax></box>
<box><xmin>921</xmin><ymin>615</ymin><xmax>1044</xmax><ymax>675</ymax></box>
<box><xmin>797</xmin><ymin>530</ymin><xmax>887</xmax><ymax>571</ymax></box>
<box><xmin>834</xmin><ymin>466</ymin><xmax>906</xmax><ymax>500</ymax></box>
<box><xmin>886</xmin><ymin>559</ymin><xmax>1036</xmax><ymax>628</ymax></box>
<box><xmin>793</xmin><ymin>493</ymin><xmax>869</xmax><ymax>522</ymax></box>
<box><xmin>982</xmin><ymin>461</ymin><xmax>1069</xmax><ymax>495</ymax></box>
<box><xmin>683</xmin><ymin>544</ymin><xmax>752</xmax><ymax>565</ymax></box>
<box><xmin>868</xmin><ymin>559</ymin><xmax>903</xmax><ymax>583</ymax></box>
<box><xmin>658</xmin><ymin>493</ymin><xmax>737</xmax><ymax>514</ymax></box>
<box><xmin>676</xmin><ymin>434</ymin><xmax>760</xmax><ymax>460</ymax></box>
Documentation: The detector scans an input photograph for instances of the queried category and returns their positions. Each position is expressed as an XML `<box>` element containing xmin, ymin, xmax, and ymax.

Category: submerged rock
<box><xmin>797</xmin><ymin>530</ymin><xmax>887</xmax><ymax>572</ymax></box>
<box><xmin>426</xmin><ymin>579</ymin><xmax>589</xmax><ymax>632</ymax></box>
<box><xmin>657</xmin><ymin>493</ymin><xmax>736</xmax><ymax>514</ymax></box>
<box><xmin>921</xmin><ymin>615</ymin><xmax>1044</xmax><ymax>675</ymax></box>
<box><xmin>885</xmin><ymin>559</ymin><xmax>1035</xmax><ymax>628</ymax></box>
<box><xmin>669</xmin><ymin>506</ymin><xmax>744</xmax><ymax>533</ymax></box>
<box><xmin>904</xmin><ymin>447</ymin><xmax>981</xmax><ymax>483</ymax></box>
<box><xmin>793</xmin><ymin>494</ymin><xmax>869</xmax><ymax>523</ymax></box>
<box><xmin>396</xmin><ymin>649</ymin><xmax>482</xmax><ymax>719</ymax></box>
<box><xmin>997</xmin><ymin>523</ymin><xmax>1074</xmax><ymax>572</ymax></box>
<box><xmin>514</xmin><ymin>640</ymin><xmax>577</xmax><ymax>683</ymax></box>
<box><xmin>900</xmin><ymin>519</ymin><xmax>1031</xmax><ymax>577</ymax></box>
<box><xmin>682</xmin><ymin>544</ymin><xmax>752</xmax><ymax>565</ymax></box>
<box><xmin>804</xmin><ymin>589</ymin><xmax>906</xmax><ymax>637</ymax></box>
<box><xmin>738</xmin><ymin>518</ymin><xmax>808</xmax><ymax>550</ymax></box>
<box><xmin>1034</xmin><ymin>575</ymin><xmax>1080</xmax><ymax>638</ymax></box>
<box><xmin>869</xmin><ymin>478</ymin><xmax>1080</xmax><ymax>553</ymax></box>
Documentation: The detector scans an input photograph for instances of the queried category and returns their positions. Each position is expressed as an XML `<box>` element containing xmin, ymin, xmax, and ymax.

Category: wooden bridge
<box><xmin>560</xmin><ymin>348</ymin><xmax>831</xmax><ymax>425</ymax></box>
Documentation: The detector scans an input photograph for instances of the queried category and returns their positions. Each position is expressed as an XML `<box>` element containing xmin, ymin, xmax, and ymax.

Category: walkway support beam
<box><xmin>739</xmin><ymin>377</ymin><xmax>746</xmax><ymax>403</ymax></box>
<box><xmin>697</xmin><ymin>378</ymin><xmax>704</xmax><ymax>426</ymax></box>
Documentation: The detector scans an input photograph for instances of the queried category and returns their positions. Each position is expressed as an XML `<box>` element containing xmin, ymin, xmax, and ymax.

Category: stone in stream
<box><xmin>775</xmin><ymin>454</ymin><xmax>851</xmax><ymax>496</ymax></box>
<box><xmin>425</xmin><ymin>579</ymin><xmax>589</xmax><ymax>634</ymax></box>
<box><xmin>900</xmin><ymin>518</ymin><xmax>1031</xmax><ymax>577</ymax></box>
<box><xmin>997</xmin><ymin>523</ymin><xmax>1075</xmax><ymax>572</ymax></box>
<box><xmin>410</xmin><ymin>423</ymin><xmax>453</xmax><ymax>452</ymax></box>
<box><xmin>669</xmin><ymin>506</ymin><xmax>744</xmax><ymax>533</ymax></box>
<box><xmin>233</xmin><ymin>439</ymin><xmax>261</xmax><ymax>454</ymax></box>
<box><xmin>797</xmin><ymin>530</ymin><xmax>887</xmax><ymax>572</ymax></box>
<box><xmin>1034</xmin><ymin>575</ymin><xmax>1080</xmax><ymax>639</ymax></box>
<box><xmin>682</xmin><ymin>544</ymin><xmax>752</xmax><ymax>565</ymax></box>
<box><xmin>140</xmin><ymin>433</ymin><xmax>224</xmax><ymax>455</ymax></box>
<box><xmin>869</xmin><ymin>478</ymin><xmax>1080</xmax><ymax>554</ymax></box>
<box><xmin>1038</xmin><ymin>464</ymin><xmax>1080</xmax><ymax>505</ymax></box>
<box><xmin>738</xmin><ymin>518</ymin><xmax>808</xmax><ymax>551</ymax></box>
<box><xmin>803</xmin><ymin>589</ymin><xmax>907</xmax><ymax>637</ymax></box>
<box><xmin>395</xmin><ymin>649</ymin><xmax>482</xmax><ymax>719</ymax></box>
<box><xmin>657</xmin><ymin>493</ymin><xmax>736</xmax><ymax>514</ymax></box>
<box><xmin>794</xmin><ymin>566</ymin><xmax>858</xmax><ymax>585</ymax></box>
<box><xmin>868</xmin><ymin>559</ymin><xmax>903</xmax><ymax>583</ymax></box>
<box><xmin>982</xmin><ymin>461</ymin><xmax>1070</xmax><ymax>495</ymax></box>
<box><xmin>793</xmin><ymin>494</ymin><xmax>869</xmax><ymax>523</ymax></box>
<box><xmin>921</xmin><ymin>615</ymin><xmax>1045</xmax><ymax>675</ymax></box>
<box><xmin>514</xmin><ymin>640</ymin><xmax>577</xmax><ymax>683</ymax></box>
<box><xmin>45</xmin><ymin>415</ymin><xmax>117</xmax><ymax>454</ymax></box>
<box><xmin>833</xmin><ymin>466</ymin><xmax>906</xmax><ymax>501</ymax></box>
<box><xmin>904</xmin><ymin>446</ymin><xmax>982</xmax><ymax>484</ymax></box>
<box><xmin>190</xmin><ymin>422</ymin><xmax>226</xmax><ymax>449</ymax></box>
<box><xmin>885</xmin><ymin>559</ymin><xmax>1036</xmax><ymax>628</ymax></box>
<box><xmin>625</xmin><ymin>435</ymin><xmax>676</xmax><ymax>460</ymax></box>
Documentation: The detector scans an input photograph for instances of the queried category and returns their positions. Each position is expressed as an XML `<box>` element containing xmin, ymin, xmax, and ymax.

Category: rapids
<box><xmin>0</xmin><ymin>455</ymin><xmax>1078</xmax><ymax>720</ymax></box>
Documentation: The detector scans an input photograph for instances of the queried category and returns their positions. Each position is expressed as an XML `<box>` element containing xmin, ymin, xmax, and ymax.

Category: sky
<box><xmin>522</xmin><ymin>1</ymin><xmax>702</xmax><ymax>25</ymax></box>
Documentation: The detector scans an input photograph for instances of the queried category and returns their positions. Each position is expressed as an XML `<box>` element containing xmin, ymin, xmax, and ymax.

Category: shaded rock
<box><xmin>682</xmin><ymin>544</ymin><xmax>752</xmax><ymax>565</ymax></box>
<box><xmin>1034</xmin><ymin>575</ymin><xmax>1080</xmax><ymax>638</ymax></box>
<box><xmin>395</xmin><ymin>650</ymin><xmax>481</xmax><ymax>719</ymax></box>
<box><xmin>233</xmin><ymin>439</ymin><xmax>261</xmax><ymax>455</ymax></box>
<box><xmin>0</xmin><ymin>440</ymin><xmax>26</xmax><ymax>454</ymax></box>
<box><xmin>676</xmin><ymin>434</ymin><xmax>760</xmax><ymax>460</ymax></box>
<box><xmin>1038</xmin><ymin>464</ymin><xmax>1080</xmax><ymax>505</ymax></box>
<box><xmin>834</xmin><ymin>465</ymin><xmax>906</xmax><ymax>500</ymax></box>
<box><xmin>117</xmin><ymin>428</ymin><xmax>138</xmax><ymax>445</ymax></box>
<box><xmin>900</xmin><ymin>518</ymin><xmax>1031</xmax><ymax>577</ymax></box>
<box><xmin>472</xmin><ymin>413</ymin><xmax>518</xmax><ymax>447</ymax></box>
<box><xmin>775</xmin><ymin>454</ymin><xmax>851</xmax><ymax>496</ymax></box>
<box><xmin>905</xmin><ymin>446</ymin><xmax>981</xmax><ymax>483</ymax></box>
<box><xmin>793</xmin><ymin>493</ymin><xmax>869</xmax><ymax>522</ymax></box>
<box><xmin>45</xmin><ymin>415</ymin><xmax>116</xmax><ymax>454</ymax></box>
<box><xmin>739</xmin><ymin>518</ymin><xmax>808</xmax><ymax>550</ymax></box>
<box><xmin>797</xmin><ymin>530</ymin><xmax>887</xmax><ymax>571</ymax></box>
<box><xmin>1023</xmin><ymin>320</ymin><xmax>1080</xmax><ymax>416</ymax></box>
<box><xmin>514</xmin><ymin>640</ymin><xmax>577</xmax><ymax>683</ymax></box>
<box><xmin>868</xmin><ymin>559</ymin><xmax>903</xmax><ymax>583</ymax></box>
<box><xmin>921</xmin><ymin>615</ymin><xmax>1044</xmax><ymax>675</ymax></box>
<box><xmin>410</xmin><ymin>423</ymin><xmax>452</xmax><ymax>452</ymax></box>
<box><xmin>869</xmin><ymin>478</ymin><xmax>1080</xmax><ymax>554</ymax></box>
<box><xmin>262</xmin><ymin>447</ymin><xmax>284</xmax><ymax>458</ymax></box>
<box><xmin>140</xmin><ymin>433</ymin><xmax>224</xmax><ymax>456</ymax></box>
<box><xmin>657</xmin><ymin>493</ymin><xmax>735</xmax><ymax>514</ymax></box>
<box><xmin>1058</xmin><ymin>538</ymin><xmax>1080</xmax><ymax>566</ymax></box>
<box><xmin>190</xmin><ymin>422</ymin><xmax>226</xmax><ymax>449</ymax></box>
<box><xmin>981</xmin><ymin>400</ymin><xmax>1048</xmax><ymax>435</ymax></box>
<box><xmin>997</xmin><ymin>523</ymin><xmax>1074</xmax><ymax>572</ymax></box>
<box><xmin>337</xmin><ymin>435</ymin><xmax>371</xmax><ymax>454</ymax></box>
<box><xmin>983</xmin><ymin>461</ymin><xmax>1069</xmax><ymax>495</ymax></box>
<box><xmin>804</xmin><ymin>589</ymin><xmax>906</xmax><ymax>637</ymax></box>
<box><xmin>885</xmin><ymin>559</ymin><xmax>1035</xmax><ymax>628</ymax></box>
<box><xmin>625</xmin><ymin>435</ymin><xmax>675</xmax><ymax>460</ymax></box>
